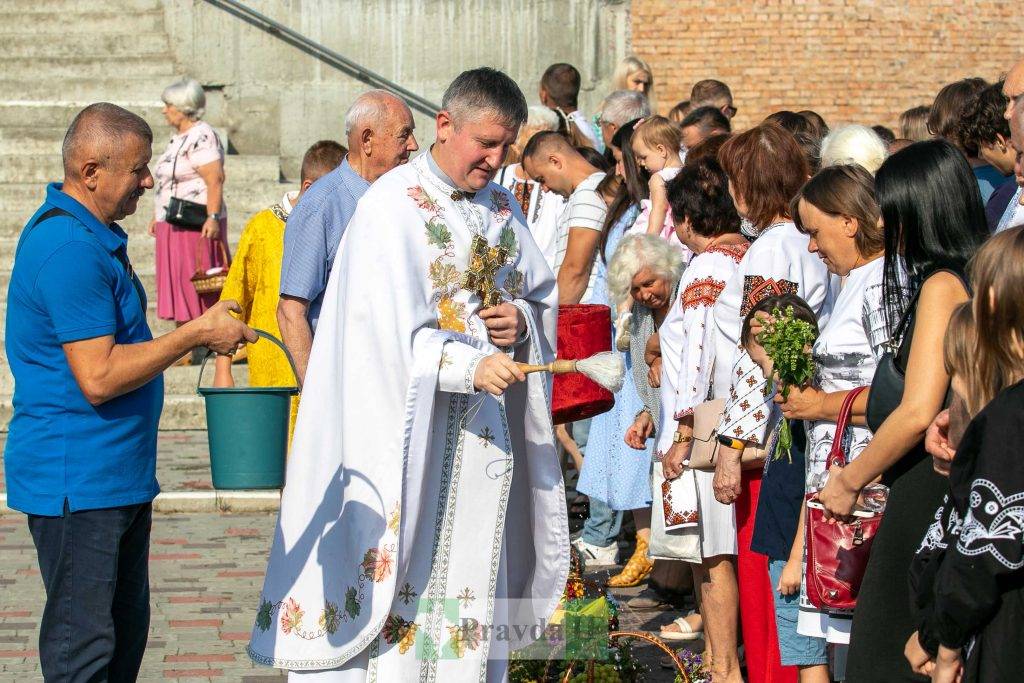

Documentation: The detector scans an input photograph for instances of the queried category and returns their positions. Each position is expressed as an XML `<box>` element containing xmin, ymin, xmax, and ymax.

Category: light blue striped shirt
<box><xmin>280</xmin><ymin>157</ymin><xmax>370</xmax><ymax>331</ymax></box>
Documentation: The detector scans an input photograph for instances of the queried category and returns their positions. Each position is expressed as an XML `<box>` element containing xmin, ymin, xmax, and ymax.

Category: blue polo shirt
<box><xmin>279</xmin><ymin>156</ymin><xmax>370</xmax><ymax>331</ymax></box>
<box><xmin>4</xmin><ymin>184</ymin><xmax>163</xmax><ymax>516</ymax></box>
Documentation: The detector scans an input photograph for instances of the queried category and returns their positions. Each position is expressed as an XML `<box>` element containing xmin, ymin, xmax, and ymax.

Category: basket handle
<box><xmin>557</xmin><ymin>631</ymin><xmax>692</xmax><ymax>683</ymax></box>
<box><xmin>195</xmin><ymin>235</ymin><xmax>231</xmax><ymax>273</ymax></box>
<box><xmin>195</xmin><ymin>328</ymin><xmax>301</xmax><ymax>394</ymax></box>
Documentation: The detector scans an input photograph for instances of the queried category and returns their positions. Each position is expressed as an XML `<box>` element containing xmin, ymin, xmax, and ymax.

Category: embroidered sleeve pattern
<box><xmin>716</xmin><ymin>347</ymin><xmax>773</xmax><ymax>443</ymax></box>
<box><xmin>438</xmin><ymin>340</ymin><xmax>486</xmax><ymax>395</ymax></box>
<box><xmin>740</xmin><ymin>275</ymin><xmax>798</xmax><ymax>317</ymax></box>
<box><xmin>674</xmin><ymin>273</ymin><xmax>727</xmax><ymax>418</ymax></box>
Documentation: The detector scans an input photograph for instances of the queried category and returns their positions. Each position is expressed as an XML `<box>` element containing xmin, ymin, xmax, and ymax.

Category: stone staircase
<box><xmin>0</xmin><ymin>0</ymin><xmax>290</xmax><ymax>430</ymax></box>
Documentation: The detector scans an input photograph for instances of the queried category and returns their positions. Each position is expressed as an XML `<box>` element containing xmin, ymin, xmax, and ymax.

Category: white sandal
<box><xmin>658</xmin><ymin>615</ymin><xmax>704</xmax><ymax>642</ymax></box>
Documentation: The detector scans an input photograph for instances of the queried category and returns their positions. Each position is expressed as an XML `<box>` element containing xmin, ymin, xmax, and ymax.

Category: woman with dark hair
<box><xmin>770</xmin><ymin>165</ymin><xmax>886</xmax><ymax>670</ymax></box>
<box><xmin>816</xmin><ymin>139</ymin><xmax>988</xmax><ymax>682</ymax></box>
<box><xmin>710</xmin><ymin>123</ymin><xmax>834</xmax><ymax>683</ymax></box>
<box><xmin>928</xmin><ymin>77</ymin><xmax>1004</xmax><ymax>203</ymax></box>
<box><xmin>632</xmin><ymin>157</ymin><xmax>748</xmax><ymax>650</ymax></box>
<box><xmin>572</xmin><ymin>120</ymin><xmax>653</xmax><ymax>569</ymax></box>
<box><xmin>957</xmin><ymin>82</ymin><xmax>1018</xmax><ymax>229</ymax></box>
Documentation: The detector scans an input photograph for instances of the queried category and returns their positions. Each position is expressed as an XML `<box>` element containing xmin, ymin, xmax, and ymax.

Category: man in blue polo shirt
<box><xmin>277</xmin><ymin>89</ymin><xmax>418</xmax><ymax>383</ymax></box>
<box><xmin>4</xmin><ymin>103</ymin><xmax>255</xmax><ymax>681</ymax></box>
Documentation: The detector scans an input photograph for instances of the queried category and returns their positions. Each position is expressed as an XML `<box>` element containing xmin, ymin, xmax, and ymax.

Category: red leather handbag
<box><xmin>804</xmin><ymin>386</ymin><xmax>881</xmax><ymax>611</ymax></box>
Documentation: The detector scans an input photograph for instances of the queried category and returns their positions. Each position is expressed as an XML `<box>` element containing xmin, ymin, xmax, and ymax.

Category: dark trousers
<box><xmin>27</xmin><ymin>501</ymin><xmax>152</xmax><ymax>683</ymax></box>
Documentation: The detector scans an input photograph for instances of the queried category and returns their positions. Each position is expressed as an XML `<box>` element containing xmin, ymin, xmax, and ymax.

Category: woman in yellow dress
<box><xmin>212</xmin><ymin>141</ymin><xmax>346</xmax><ymax>441</ymax></box>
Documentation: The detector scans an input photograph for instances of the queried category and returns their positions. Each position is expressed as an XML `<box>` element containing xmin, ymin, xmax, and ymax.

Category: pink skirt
<box><xmin>154</xmin><ymin>219</ymin><xmax>231</xmax><ymax>322</ymax></box>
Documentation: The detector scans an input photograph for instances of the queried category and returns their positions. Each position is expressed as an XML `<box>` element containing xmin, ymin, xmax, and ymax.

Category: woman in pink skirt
<box><xmin>150</xmin><ymin>78</ymin><xmax>230</xmax><ymax>361</ymax></box>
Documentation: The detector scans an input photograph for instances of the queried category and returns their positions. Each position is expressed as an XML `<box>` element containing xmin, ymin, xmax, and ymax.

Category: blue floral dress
<box><xmin>575</xmin><ymin>205</ymin><xmax>654</xmax><ymax>510</ymax></box>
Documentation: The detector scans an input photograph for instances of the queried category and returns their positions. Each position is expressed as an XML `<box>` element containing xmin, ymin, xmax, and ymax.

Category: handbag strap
<box><xmin>195</xmin><ymin>236</ymin><xmax>230</xmax><ymax>273</ymax></box>
<box><xmin>825</xmin><ymin>386</ymin><xmax>868</xmax><ymax>469</ymax></box>
<box><xmin>168</xmin><ymin>135</ymin><xmax>189</xmax><ymax>198</ymax></box>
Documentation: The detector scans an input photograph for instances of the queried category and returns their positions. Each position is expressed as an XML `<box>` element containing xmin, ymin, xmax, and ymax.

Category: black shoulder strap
<box><xmin>15</xmin><ymin>207</ymin><xmax>75</xmax><ymax>258</ymax></box>
<box><xmin>19</xmin><ymin>206</ymin><xmax>145</xmax><ymax>307</ymax></box>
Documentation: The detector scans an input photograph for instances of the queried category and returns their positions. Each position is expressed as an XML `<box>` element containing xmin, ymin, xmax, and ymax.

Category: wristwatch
<box><xmin>672</xmin><ymin>431</ymin><xmax>693</xmax><ymax>444</ymax></box>
<box><xmin>207</xmin><ymin>212</ymin><xmax>222</xmax><ymax>222</ymax></box>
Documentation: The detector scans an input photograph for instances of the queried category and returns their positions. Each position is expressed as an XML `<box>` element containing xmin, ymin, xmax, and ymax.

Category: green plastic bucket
<box><xmin>197</xmin><ymin>329</ymin><xmax>299</xmax><ymax>490</ymax></box>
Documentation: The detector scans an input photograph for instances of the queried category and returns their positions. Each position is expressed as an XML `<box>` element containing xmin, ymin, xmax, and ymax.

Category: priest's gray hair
<box><xmin>161</xmin><ymin>78</ymin><xmax>206</xmax><ymax>120</ymax></box>
<box><xmin>601</xmin><ymin>90</ymin><xmax>652</xmax><ymax>127</ymax></box>
<box><xmin>62</xmin><ymin>103</ymin><xmax>153</xmax><ymax>178</ymax></box>
<box><xmin>344</xmin><ymin>90</ymin><xmax>410</xmax><ymax>136</ymax></box>
<box><xmin>606</xmin><ymin>233</ymin><xmax>684</xmax><ymax>309</ymax></box>
<box><xmin>442</xmin><ymin>67</ymin><xmax>528</xmax><ymax>130</ymax></box>
<box><xmin>819</xmin><ymin>124</ymin><xmax>889</xmax><ymax>176</ymax></box>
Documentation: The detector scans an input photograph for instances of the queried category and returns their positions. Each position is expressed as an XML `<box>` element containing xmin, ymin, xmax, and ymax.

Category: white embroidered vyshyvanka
<box><xmin>247</xmin><ymin>154</ymin><xmax>570</xmax><ymax>682</ymax></box>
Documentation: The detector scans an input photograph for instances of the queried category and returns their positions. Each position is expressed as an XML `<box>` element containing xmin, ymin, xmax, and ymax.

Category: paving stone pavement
<box><xmin>0</xmin><ymin>432</ymin><xmax>693</xmax><ymax>681</ymax></box>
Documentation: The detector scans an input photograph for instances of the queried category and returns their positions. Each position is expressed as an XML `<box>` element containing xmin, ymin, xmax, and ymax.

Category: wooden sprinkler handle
<box><xmin>516</xmin><ymin>359</ymin><xmax>578</xmax><ymax>375</ymax></box>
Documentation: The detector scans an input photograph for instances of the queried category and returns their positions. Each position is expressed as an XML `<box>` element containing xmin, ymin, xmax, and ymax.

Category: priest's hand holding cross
<box><xmin>479</xmin><ymin>302</ymin><xmax>526</xmax><ymax>347</ymax></box>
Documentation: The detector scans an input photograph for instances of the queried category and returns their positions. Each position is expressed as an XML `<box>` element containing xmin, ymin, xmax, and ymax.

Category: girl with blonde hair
<box><xmin>632</xmin><ymin>116</ymin><xmax>686</xmax><ymax>248</ymax></box>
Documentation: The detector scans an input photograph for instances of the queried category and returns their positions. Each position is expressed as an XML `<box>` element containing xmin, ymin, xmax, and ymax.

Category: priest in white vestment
<box><xmin>247</xmin><ymin>68</ymin><xmax>570</xmax><ymax>682</ymax></box>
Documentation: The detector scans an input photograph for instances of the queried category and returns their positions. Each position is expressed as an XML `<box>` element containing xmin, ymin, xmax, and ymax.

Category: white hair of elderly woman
<box><xmin>526</xmin><ymin>105</ymin><xmax>559</xmax><ymax>131</ymax></box>
<box><xmin>600</xmin><ymin>90</ymin><xmax>652</xmax><ymax>127</ymax></box>
<box><xmin>161</xmin><ymin>78</ymin><xmax>206</xmax><ymax>120</ymax></box>
<box><xmin>819</xmin><ymin>124</ymin><xmax>889</xmax><ymax>175</ymax></box>
<box><xmin>606</xmin><ymin>233</ymin><xmax>685</xmax><ymax>309</ymax></box>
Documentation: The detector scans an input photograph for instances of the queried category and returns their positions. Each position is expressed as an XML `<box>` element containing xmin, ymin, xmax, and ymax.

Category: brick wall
<box><xmin>630</xmin><ymin>0</ymin><xmax>1024</xmax><ymax>132</ymax></box>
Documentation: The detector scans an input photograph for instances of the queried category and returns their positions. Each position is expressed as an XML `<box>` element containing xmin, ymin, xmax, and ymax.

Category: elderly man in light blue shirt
<box><xmin>278</xmin><ymin>90</ymin><xmax>418</xmax><ymax>382</ymax></box>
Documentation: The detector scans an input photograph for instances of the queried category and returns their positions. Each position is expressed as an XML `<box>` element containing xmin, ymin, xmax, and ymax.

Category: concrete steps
<box><xmin>0</xmin><ymin>393</ymin><xmax>210</xmax><ymax>430</ymax></box>
<box><xmin>0</xmin><ymin>0</ymin><xmax>161</xmax><ymax>12</ymax></box>
<box><xmin>0</xmin><ymin>102</ymin><xmax>167</xmax><ymax>131</ymax></box>
<box><xmin>0</xmin><ymin>11</ymin><xmax>166</xmax><ymax>34</ymax></box>
<box><xmin>0</xmin><ymin>154</ymin><xmax>281</xmax><ymax>184</ymax></box>
<box><xmin>0</xmin><ymin>0</ymin><xmax>292</xmax><ymax>432</ymax></box>
<box><xmin>0</xmin><ymin>33</ymin><xmax>172</xmax><ymax>59</ymax></box>
<box><xmin>0</xmin><ymin>358</ymin><xmax>250</xmax><ymax>394</ymax></box>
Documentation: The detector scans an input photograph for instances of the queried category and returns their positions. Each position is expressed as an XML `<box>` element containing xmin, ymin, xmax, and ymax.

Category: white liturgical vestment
<box><xmin>247</xmin><ymin>153</ymin><xmax>570</xmax><ymax>681</ymax></box>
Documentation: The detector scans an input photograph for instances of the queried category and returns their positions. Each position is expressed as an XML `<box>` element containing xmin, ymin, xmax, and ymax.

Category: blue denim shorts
<box><xmin>767</xmin><ymin>558</ymin><xmax>828</xmax><ymax>666</ymax></box>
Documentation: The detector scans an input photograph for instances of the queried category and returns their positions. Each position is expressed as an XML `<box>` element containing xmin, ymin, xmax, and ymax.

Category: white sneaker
<box><xmin>571</xmin><ymin>537</ymin><xmax>619</xmax><ymax>566</ymax></box>
<box><xmin>614</xmin><ymin>311</ymin><xmax>632</xmax><ymax>352</ymax></box>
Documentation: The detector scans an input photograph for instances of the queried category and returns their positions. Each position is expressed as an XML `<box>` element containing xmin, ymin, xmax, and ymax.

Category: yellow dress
<box><xmin>218</xmin><ymin>197</ymin><xmax>299</xmax><ymax>439</ymax></box>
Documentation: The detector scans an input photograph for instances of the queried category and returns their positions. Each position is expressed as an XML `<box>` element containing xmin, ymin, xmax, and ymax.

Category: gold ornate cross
<box><xmin>461</xmin><ymin>234</ymin><xmax>509</xmax><ymax>308</ymax></box>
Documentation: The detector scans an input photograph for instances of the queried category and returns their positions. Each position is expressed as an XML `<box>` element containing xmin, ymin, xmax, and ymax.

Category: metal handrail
<box><xmin>200</xmin><ymin>0</ymin><xmax>441</xmax><ymax>117</ymax></box>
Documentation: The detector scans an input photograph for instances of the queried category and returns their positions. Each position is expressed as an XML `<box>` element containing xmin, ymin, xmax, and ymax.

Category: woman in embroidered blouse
<box><xmin>815</xmin><ymin>140</ymin><xmax>988</xmax><ymax>683</ymax></box>
<box><xmin>649</xmin><ymin>156</ymin><xmax>748</xmax><ymax>648</ymax></box>
<box><xmin>151</xmin><ymin>78</ymin><xmax>230</xmax><ymax>355</ymax></box>
<box><xmin>765</xmin><ymin>164</ymin><xmax>886</xmax><ymax>654</ymax></box>
<box><xmin>906</xmin><ymin>228</ymin><xmax>1024</xmax><ymax>683</ymax></box>
<box><xmin>711</xmin><ymin>123</ymin><xmax>833</xmax><ymax>683</ymax></box>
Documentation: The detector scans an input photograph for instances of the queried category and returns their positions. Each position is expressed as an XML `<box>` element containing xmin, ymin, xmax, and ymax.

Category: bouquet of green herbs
<box><xmin>756</xmin><ymin>305</ymin><xmax>818</xmax><ymax>461</ymax></box>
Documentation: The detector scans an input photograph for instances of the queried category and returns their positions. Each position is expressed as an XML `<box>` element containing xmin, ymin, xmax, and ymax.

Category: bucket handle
<box><xmin>196</xmin><ymin>328</ymin><xmax>301</xmax><ymax>394</ymax></box>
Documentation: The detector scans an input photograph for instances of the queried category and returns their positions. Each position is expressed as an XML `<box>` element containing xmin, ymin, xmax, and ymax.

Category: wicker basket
<box><xmin>550</xmin><ymin>630</ymin><xmax>692</xmax><ymax>683</ymax></box>
<box><xmin>191</xmin><ymin>238</ymin><xmax>230</xmax><ymax>296</ymax></box>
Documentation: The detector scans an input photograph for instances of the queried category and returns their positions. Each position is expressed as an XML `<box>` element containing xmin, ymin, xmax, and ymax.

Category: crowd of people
<box><xmin>4</xmin><ymin>50</ymin><xmax>1024</xmax><ymax>683</ymax></box>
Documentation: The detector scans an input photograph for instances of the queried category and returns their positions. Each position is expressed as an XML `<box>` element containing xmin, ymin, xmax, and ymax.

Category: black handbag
<box><xmin>866</xmin><ymin>269</ymin><xmax>968</xmax><ymax>432</ymax></box>
<box><xmin>165</xmin><ymin>137</ymin><xmax>207</xmax><ymax>230</ymax></box>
